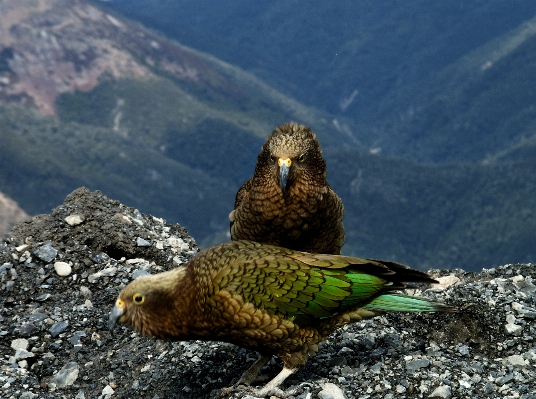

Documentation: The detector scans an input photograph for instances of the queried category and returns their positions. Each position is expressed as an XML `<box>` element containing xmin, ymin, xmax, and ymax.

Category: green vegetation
<box><xmin>0</xmin><ymin>103</ymin><xmax>236</xmax><ymax>241</ymax></box>
<box><xmin>326</xmin><ymin>149</ymin><xmax>536</xmax><ymax>270</ymax></box>
<box><xmin>100</xmin><ymin>0</ymin><xmax>536</xmax><ymax>163</ymax></box>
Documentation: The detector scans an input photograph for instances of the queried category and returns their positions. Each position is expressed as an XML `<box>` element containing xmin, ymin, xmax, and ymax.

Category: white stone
<box><xmin>65</xmin><ymin>214</ymin><xmax>85</xmax><ymax>226</ymax></box>
<box><xmin>15</xmin><ymin>244</ymin><xmax>30</xmax><ymax>252</ymax></box>
<box><xmin>505</xmin><ymin>323</ymin><xmax>523</xmax><ymax>336</ymax></box>
<box><xmin>432</xmin><ymin>275</ymin><xmax>460</xmax><ymax>290</ymax></box>
<box><xmin>140</xmin><ymin>364</ymin><xmax>151</xmax><ymax>372</ymax></box>
<box><xmin>54</xmin><ymin>262</ymin><xmax>72</xmax><ymax>276</ymax></box>
<box><xmin>318</xmin><ymin>382</ymin><xmax>347</xmax><ymax>399</ymax></box>
<box><xmin>126</xmin><ymin>258</ymin><xmax>146</xmax><ymax>264</ymax></box>
<box><xmin>102</xmin><ymin>385</ymin><xmax>115</xmax><ymax>396</ymax></box>
<box><xmin>429</xmin><ymin>385</ymin><xmax>451</xmax><ymax>398</ymax></box>
<box><xmin>396</xmin><ymin>385</ymin><xmax>406</xmax><ymax>393</ymax></box>
<box><xmin>11</xmin><ymin>338</ymin><xmax>29</xmax><ymax>351</ymax></box>
<box><xmin>506</xmin><ymin>354</ymin><xmax>527</xmax><ymax>368</ymax></box>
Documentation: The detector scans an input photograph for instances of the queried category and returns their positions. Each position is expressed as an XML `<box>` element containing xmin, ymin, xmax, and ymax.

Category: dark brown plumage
<box><xmin>109</xmin><ymin>240</ymin><xmax>452</xmax><ymax>397</ymax></box>
<box><xmin>229</xmin><ymin>122</ymin><xmax>344</xmax><ymax>254</ymax></box>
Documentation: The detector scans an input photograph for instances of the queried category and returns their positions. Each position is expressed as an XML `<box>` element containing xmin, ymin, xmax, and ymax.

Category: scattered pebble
<box><xmin>318</xmin><ymin>382</ymin><xmax>347</xmax><ymax>399</ymax></box>
<box><xmin>53</xmin><ymin>261</ymin><xmax>72</xmax><ymax>276</ymax></box>
<box><xmin>430</xmin><ymin>385</ymin><xmax>451</xmax><ymax>398</ymax></box>
<box><xmin>102</xmin><ymin>385</ymin><xmax>115</xmax><ymax>396</ymax></box>
<box><xmin>136</xmin><ymin>237</ymin><xmax>151</xmax><ymax>247</ymax></box>
<box><xmin>32</xmin><ymin>243</ymin><xmax>57</xmax><ymax>263</ymax></box>
<box><xmin>49</xmin><ymin>321</ymin><xmax>69</xmax><ymax>337</ymax></box>
<box><xmin>65</xmin><ymin>214</ymin><xmax>85</xmax><ymax>226</ymax></box>
<box><xmin>50</xmin><ymin>362</ymin><xmax>79</xmax><ymax>388</ymax></box>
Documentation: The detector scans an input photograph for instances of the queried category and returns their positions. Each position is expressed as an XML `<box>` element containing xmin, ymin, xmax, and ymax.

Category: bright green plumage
<box><xmin>208</xmin><ymin>240</ymin><xmax>447</xmax><ymax>324</ymax></box>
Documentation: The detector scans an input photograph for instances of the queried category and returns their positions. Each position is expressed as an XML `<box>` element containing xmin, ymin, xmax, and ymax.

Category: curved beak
<box><xmin>278</xmin><ymin>158</ymin><xmax>292</xmax><ymax>191</ymax></box>
<box><xmin>108</xmin><ymin>302</ymin><xmax>124</xmax><ymax>336</ymax></box>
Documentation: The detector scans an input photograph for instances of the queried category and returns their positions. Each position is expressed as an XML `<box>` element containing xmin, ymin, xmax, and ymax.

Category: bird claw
<box><xmin>219</xmin><ymin>384</ymin><xmax>242</xmax><ymax>397</ymax></box>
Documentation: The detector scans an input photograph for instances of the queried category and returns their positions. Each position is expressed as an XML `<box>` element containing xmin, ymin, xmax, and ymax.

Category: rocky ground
<box><xmin>1</xmin><ymin>187</ymin><xmax>535</xmax><ymax>399</ymax></box>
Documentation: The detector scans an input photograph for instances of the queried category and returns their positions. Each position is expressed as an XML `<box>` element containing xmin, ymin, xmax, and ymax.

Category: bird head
<box><xmin>109</xmin><ymin>268</ymin><xmax>187</xmax><ymax>339</ymax></box>
<box><xmin>259</xmin><ymin>122</ymin><xmax>326</xmax><ymax>192</ymax></box>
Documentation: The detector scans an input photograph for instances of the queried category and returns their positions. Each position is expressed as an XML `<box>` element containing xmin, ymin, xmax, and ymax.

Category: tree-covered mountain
<box><xmin>1</xmin><ymin>0</ymin><xmax>535</xmax><ymax>271</ymax></box>
<box><xmin>101</xmin><ymin>0</ymin><xmax>536</xmax><ymax>163</ymax></box>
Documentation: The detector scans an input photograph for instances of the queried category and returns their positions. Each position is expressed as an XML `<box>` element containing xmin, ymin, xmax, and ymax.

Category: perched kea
<box><xmin>229</xmin><ymin>122</ymin><xmax>344</xmax><ymax>254</ymax></box>
<box><xmin>109</xmin><ymin>240</ymin><xmax>452</xmax><ymax>397</ymax></box>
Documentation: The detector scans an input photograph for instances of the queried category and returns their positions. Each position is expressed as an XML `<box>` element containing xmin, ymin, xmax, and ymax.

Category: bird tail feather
<box><xmin>360</xmin><ymin>293</ymin><xmax>453</xmax><ymax>313</ymax></box>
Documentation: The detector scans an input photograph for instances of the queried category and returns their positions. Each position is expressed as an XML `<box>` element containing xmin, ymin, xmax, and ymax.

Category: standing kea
<box><xmin>109</xmin><ymin>240</ymin><xmax>452</xmax><ymax>397</ymax></box>
<box><xmin>229</xmin><ymin>122</ymin><xmax>344</xmax><ymax>254</ymax></box>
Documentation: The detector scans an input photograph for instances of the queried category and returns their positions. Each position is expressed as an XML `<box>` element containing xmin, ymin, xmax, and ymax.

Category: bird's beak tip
<box><xmin>108</xmin><ymin>303</ymin><xmax>124</xmax><ymax>335</ymax></box>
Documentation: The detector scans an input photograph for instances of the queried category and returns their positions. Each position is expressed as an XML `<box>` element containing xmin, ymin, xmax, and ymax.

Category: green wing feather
<box><xmin>209</xmin><ymin>241</ymin><xmax>446</xmax><ymax>324</ymax></box>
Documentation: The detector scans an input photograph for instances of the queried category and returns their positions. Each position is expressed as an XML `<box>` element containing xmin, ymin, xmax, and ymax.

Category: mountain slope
<box><xmin>103</xmin><ymin>0</ymin><xmax>536</xmax><ymax>163</ymax></box>
<box><xmin>326</xmin><ymin>150</ymin><xmax>536</xmax><ymax>270</ymax></box>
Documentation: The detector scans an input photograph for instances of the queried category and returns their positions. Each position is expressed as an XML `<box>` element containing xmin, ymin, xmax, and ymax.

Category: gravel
<box><xmin>1</xmin><ymin>187</ymin><xmax>535</xmax><ymax>399</ymax></box>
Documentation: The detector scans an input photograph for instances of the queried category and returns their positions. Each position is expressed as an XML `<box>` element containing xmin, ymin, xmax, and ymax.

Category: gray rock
<box><xmin>92</xmin><ymin>252</ymin><xmax>110</xmax><ymax>263</ymax></box>
<box><xmin>406</xmin><ymin>358</ymin><xmax>430</xmax><ymax>371</ymax></box>
<box><xmin>136</xmin><ymin>237</ymin><xmax>151</xmax><ymax>247</ymax></box>
<box><xmin>50</xmin><ymin>361</ymin><xmax>79</xmax><ymax>388</ymax></box>
<box><xmin>35</xmin><ymin>293</ymin><xmax>51</xmax><ymax>302</ymax></box>
<box><xmin>28</xmin><ymin>312</ymin><xmax>48</xmax><ymax>322</ymax></box>
<box><xmin>132</xmin><ymin>269</ymin><xmax>151</xmax><ymax>279</ymax></box>
<box><xmin>495</xmin><ymin>373</ymin><xmax>514</xmax><ymax>384</ymax></box>
<box><xmin>20</xmin><ymin>392</ymin><xmax>38</xmax><ymax>399</ymax></box>
<box><xmin>70</xmin><ymin>331</ymin><xmax>87</xmax><ymax>345</ymax></box>
<box><xmin>33</xmin><ymin>243</ymin><xmax>58</xmax><ymax>263</ymax></box>
<box><xmin>49</xmin><ymin>321</ymin><xmax>69</xmax><ymax>337</ymax></box>
<box><xmin>19</xmin><ymin>322</ymin><xmax>37</xmax><ymax>337</ymax></box>
<box><xmin>14</xmin><ymin>349</ymin><xmax>34</xmax><ymax>360</ymax></box>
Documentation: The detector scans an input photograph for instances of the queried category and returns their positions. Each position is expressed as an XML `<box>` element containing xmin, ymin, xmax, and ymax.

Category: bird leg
<box><xmin>250</xmin><ymin>366</ymin><xmax>298</xmax><ymax>398</ymax></box>
<box><xmin>236</xmin><ymin>354</ymin><xmax>272</xmax><ymax>385</ymax></box>
<box><xmin>220</xmin><ymin>354</ymin><xmax>272</xmax><ymax>397</ymax></box>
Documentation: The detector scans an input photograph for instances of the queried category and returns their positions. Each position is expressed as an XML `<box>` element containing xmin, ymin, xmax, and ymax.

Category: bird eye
<box><xmin>298</xmin><ymin>153</ymin><xmax>306</xmax><ymax>163</ymax></box>
<box><xmin>270</xmin><ymin>155</ymin><xmax>277</xmax><ymax>164</ymax></box>
<box><xmin>133</xmin><ymin>293</ymin><xmax>145</xmax><ymax>305</ymax></box>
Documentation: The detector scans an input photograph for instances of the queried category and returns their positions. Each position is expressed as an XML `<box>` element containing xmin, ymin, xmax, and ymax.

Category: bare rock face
<box><xmin>0</xmin><ymin>0</ymin><xmax>219</xmax><ymax>116</ymax></box>
<box><xmin>0</xmin><ymin>187</ymin><xmax>535</xmax><ymax>399</ymax></box>
<box><xmin>0</xmin><ymin>191</ymin><xmax>29</xmax><ymax>238</ymax></box>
